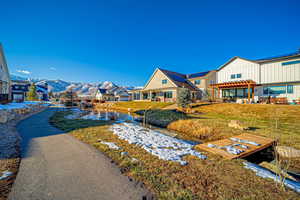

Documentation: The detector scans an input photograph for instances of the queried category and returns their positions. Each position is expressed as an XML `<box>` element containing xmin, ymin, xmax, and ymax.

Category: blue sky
<box><xmin>1</xmin><ymin>0</ymin><xmax>300</xmax><ymax>86</ymax></box>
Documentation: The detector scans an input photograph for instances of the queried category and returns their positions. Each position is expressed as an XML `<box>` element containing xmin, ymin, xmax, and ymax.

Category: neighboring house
<box><xmin>36</xmin><ymin>83</ymin><xmax>49</xmax><ymax>101</ymax></box>
<box><xmin>11</xmin><ymin>80</ymin><xmax>30</xmax><ymax>102</ymax></box>
<box><xmin>0</xmin><ymin>44</ymin><xmax>11</xmax><ymax>103</ymax></box>
<box><xmin>130</xmin><ymin>68</ymin><xmax>216</xmax><ymax>102</ymax></box>
<box><xmin>95</xmin><ymin>88</ymin><xmax>115</xmax><ymax>101</ymax></box>
<box><xmin>95</xmin><ymin>87</ymin><xmax>130</xmax><ymax>101</ymax></box>
<box><xmin>110</xmin><ymin>87</ymin><xmax>130</xmax><ymax>101</ymax></box>
<box><xmin>212</xmin><ymin>49</ymin><xmax>300</xmax><ymax>102</ymax></box>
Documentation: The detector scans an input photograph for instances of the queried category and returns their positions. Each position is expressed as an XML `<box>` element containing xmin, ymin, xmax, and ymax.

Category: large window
<box><xmin>263</xmin><ymin>85</ymin><xmax>294</xmax><ymax>95</ymax></box>
<box><xmin>194</xmin><ymin>80</ymin><xmax>201</xmax><ymax>85</ymax></box>
<box><xmin>230</xmin><ymin>74</ymin><xmax>236</xmax><ymax>79</ymax></box>
<box><xmin>162</xmin><ymin>79</ymin><xmax>168</xmax><ymax>84</ymax></box>
<box><xmin>164</xmin><ymin>91</ymin><xmax>173</xmax><ymax>98</ymax></box>
<box><xmin>236</xmin><ymin>73</ymin><xmax>242</xmax><ymax>78</ymax></box>
<box><xmin>222</xmin><ymin>88</ymin><xmax>253</xmax><ymax>98</ymax></box>
<box><xmin>133</xmin><ymin>93</ymin><xmax>140</xmax><ymax>100</ymax></box>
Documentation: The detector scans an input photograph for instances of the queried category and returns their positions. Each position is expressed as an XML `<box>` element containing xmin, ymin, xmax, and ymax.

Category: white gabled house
<box><xmin>213</xmin><ymin>49</ymin><xmax>300</xmax><ymax>102</ymax></box>
<box><xmin>0</xmin><ymin>44</ymin><xmax>11</xmax><ymax>103</ymax></box>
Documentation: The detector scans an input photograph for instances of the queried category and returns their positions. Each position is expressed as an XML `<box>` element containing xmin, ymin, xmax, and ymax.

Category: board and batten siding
<box><xmin>217</xmin><ymin>58</ymin><xmax>260</xmax><ymax>83</ymax></box>
<box><xmin>144</xmin><ymin>69</ymin><xmax>177</xmax><ymax>90</ymax></box>
<box><xmin>260</xmin><ymin>58</ymin><xmax>300</xmax><ymax>84</ymax></box>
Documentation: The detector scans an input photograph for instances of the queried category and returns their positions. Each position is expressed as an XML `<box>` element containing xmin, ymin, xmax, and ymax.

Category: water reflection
<box><xmin>81</xmin><ymin>110</ymin><xmax>139</xmax><ymax>122</ymax></box>
<box><xmin>80</xmin><ymin>109</ymin><xmax>200</xmax><ymax>145</ymax></box>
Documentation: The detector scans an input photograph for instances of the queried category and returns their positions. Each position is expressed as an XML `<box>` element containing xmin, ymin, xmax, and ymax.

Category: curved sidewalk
<box><xmin>9</xmin><ymin>108</ymin><xmax>149</xmax><ymax>200</ymax></box>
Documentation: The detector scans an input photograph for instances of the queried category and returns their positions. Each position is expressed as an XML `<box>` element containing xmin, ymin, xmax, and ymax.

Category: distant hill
<box><xmin>10</xmin><ymin>74</ymin><xmax>135</xmax><ymax>96</ymax></box>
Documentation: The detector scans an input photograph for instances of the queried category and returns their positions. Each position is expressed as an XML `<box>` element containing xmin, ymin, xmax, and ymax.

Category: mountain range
<box><xmin>10</xmin><ymin>74</ymin><xmax>136</xmax><ymax>96</ymax></box>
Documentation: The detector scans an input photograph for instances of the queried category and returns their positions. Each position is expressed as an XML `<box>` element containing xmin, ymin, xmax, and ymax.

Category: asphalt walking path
<box><xmin>9</xmin><ymin>108</ymin><xmax>150</xmax><ymax>200</ymax></box>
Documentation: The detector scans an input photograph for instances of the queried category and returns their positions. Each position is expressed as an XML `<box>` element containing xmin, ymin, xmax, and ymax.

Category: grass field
<box><xmin>50</xmin><ymin>110</ymin><xmax>300</xmax><ymax>199</ymax></box>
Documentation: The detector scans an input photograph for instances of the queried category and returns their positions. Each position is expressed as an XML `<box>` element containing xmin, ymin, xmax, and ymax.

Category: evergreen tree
<box><xmin>177</xmin><ymin>88</ymin><xmax>191</xmax><ymax>108</ymax></box>
<box><xmin>48</xmin><ymin>91</ymin><xmax>54</xmax><ymax>99</ymax></box>
<box><xmin>27</xmin><ymin>84</ymin><xmax>39</xmax><ymax>101</ymax></box>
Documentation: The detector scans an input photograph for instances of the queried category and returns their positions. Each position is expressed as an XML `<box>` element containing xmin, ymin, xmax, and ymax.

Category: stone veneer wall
<box><xmin>0</xmin><ymin>103</ymin><xmax>47</xmax><ymax>124</ymax></box>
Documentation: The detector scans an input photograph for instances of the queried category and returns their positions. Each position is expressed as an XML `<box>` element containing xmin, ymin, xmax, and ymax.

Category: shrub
<box><xmin>167</xmin><ymin>119</ymin><xmax>221</xmax><ymax>141</ymax></box>
<box><xmin>177</xmin><ymin>88</ymin><xmax>192</xmax><ymax>108</ymax></box>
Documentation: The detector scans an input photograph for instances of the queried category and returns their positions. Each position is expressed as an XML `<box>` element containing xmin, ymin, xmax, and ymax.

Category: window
<box><xmin>164</xmin><ymin>91</ymin><xmax>173</xmax><ymax>98</ymax></box>
<box><xmin>236</xmin><ymin>73</ymin><xmax>242</xmax><ymax>78</ymax></box>
<box><xmin>287</xmin><ymin>85</ymin><xmax>294</xmax><ymax>94</ymax></box>
<box><xmin>231</xmin><ymin>74</ymin><xmax>236</xmax><ymax>79</ymax></box>
<box><xmin>194</xmin><ymin>80</ymin><xmax>201</xmax><ymax>85</ymax></box>
<box><xmin>210</xmin><ymin>80</ymin><xmax>215</xmax><ymax>84</ymax></box>
<box><xmin>282</xmin><ymin>60</ymin><xmax>300</xmax><ymax>66</ymax></box>
<box><xmin>162</xmin><ymin>79</ymin><xmax>168</xmax><ymax>84</ymax></box>
<box><xmin>263</xmin><ymin>85</ymin><xmax>293</xmax><ymax>95</ymax></box>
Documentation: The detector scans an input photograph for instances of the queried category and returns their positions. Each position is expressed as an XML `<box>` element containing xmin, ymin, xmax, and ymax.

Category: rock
<box><xmin>228</xmin><ymin>120</ymin><xmax>249</xmax><ymax>130</ymax></box>
<box><xmin>121</xmin><ymin>152</ymin><xmax>128</xmax><ymax>156</ymax></box>
<box><xmin>276</xmin><ymin>146</ymin><xmax>300</xmax><ymax>158</ymax></box>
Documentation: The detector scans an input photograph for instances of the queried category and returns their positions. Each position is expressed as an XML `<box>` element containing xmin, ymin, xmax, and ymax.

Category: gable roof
<box><xmin>218</xmin><ymin>50</ymin><xmax>300</xmax><ymax>71</ymax></box>
<box><xmin>0</xmin><ymin>44</ymin><xmax>10</xmax><ymax>83</ymax></box>
<box><xmin>255</xmin><ymin>50</ymin><xmax>300</xmax><ymax>63</ymax></box>
<box><xmin>186</xmin><ymin>71</ymin><xmax>211</xmax><ymax>79</ymax></box>
<box><xmin>217</xmin><ymin>56</ymin><xmax>258</xmax><ymax>71</ymax></box>
<box><xmin>159</xmin><ymin>68</ymin><xmax>199</xmax><ymax>91</ymax></box>
<box><xmin>98</xmin><ymin>88</ymin><xmax>107</xmax><ymax>94</ymax></box>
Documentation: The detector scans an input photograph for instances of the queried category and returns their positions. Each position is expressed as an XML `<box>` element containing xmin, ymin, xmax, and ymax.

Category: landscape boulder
<box><xmin>228</xmin><ymin>120</ymin><xmax>249</xmax><ymax>130</ymax></box>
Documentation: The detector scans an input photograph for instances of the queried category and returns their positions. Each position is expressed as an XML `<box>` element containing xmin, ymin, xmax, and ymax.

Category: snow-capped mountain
<box><xmin>10</xmin><ymin>74</ymin><xmax>133</xmax><ymax>96</ymax></box>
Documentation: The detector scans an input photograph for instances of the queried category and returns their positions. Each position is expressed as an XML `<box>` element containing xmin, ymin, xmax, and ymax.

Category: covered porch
<box><xmin>130</xmin><ymin>88</ymin><xmax>177</xmax><ymax>102</ymax></box>
<box><xmin>210</xmin><ymin>80</ymin><xmax>257</xmax><ymax>103</ymax></box>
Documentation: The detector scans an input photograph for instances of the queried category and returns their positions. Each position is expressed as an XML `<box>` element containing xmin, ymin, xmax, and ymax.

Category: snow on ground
<box><xmin>100</xmin><ymin>141</ymin><xmax>121</xmax><ymax>150</ymax></box>
<box><xmin>110</xmin><ymin>123</ymin><xmax>207</xmax><ymax>165</ymax></box>
<box><xmin>243</xmin><ymin>162</ymin><xmax>300</xmax><ymax>193</ymax></box>
<box><xmin>0</xmin><ymin>101</ymin><xmax>42</xmax><ymax>110</ymax></box>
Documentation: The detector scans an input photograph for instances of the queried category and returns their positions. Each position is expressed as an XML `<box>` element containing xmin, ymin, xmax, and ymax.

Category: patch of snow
<box><xmin>0</xmin><ymin>171</ymin><xmax>13</xmax><ymax>180</ymax></box>
<box><xmin>100</xmin><ymin>141</ymin><xmax>121</xmax><ymax>150</ymax></box>
<box><xmin>243</xmin><ymin>162</ymin><xmax>300</xmax><ymax>193</ymax></box>
<box><xmin>110</xmin><ymin>123</ymin><xmax>207</xmax><ymax>165</ymax></box>
<box><xmin>0</xmin><ymin>101</ymin><xmax>42</xmax><ymax>110</ymax></box>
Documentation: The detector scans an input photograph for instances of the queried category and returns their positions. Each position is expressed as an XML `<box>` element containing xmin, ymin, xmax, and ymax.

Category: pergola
<box><xmin>210</xmin><ymin>80</ymin><xmax>257</xmax><ymax>102</ymax></box>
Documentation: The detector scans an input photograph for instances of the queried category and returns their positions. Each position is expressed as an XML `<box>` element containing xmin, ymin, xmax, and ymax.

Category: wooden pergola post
<box><xmin>252</xmin><ymin>86</ymin><xmax>255</xmax><ymax>101</ymax></box>
<box><xmin>247</xmin><ymin>83</ymin><xmax>251</xmax><ymax>103</ymax></box>
<box><xmin>211</xmin><ymin>86</ymin><xmax>215</xmax><ymax>101</ymax></box>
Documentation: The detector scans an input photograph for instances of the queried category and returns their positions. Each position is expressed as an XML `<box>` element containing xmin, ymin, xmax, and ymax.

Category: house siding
<box><xmin>217</xmin><ymin>58</ymin><xmax>260</xmax><ymax>83</ymax></box>
<box><xmin>144</xmin><ymin>69</ymin><xmax>177</xmax><ymax>90</ymax></box>
<box><xmin>0</xmin><ymin>44</ymin><xmax>11</xmax><ymax>102</ymax></box>
<box><xmin>260</xmin><ymin>58</ymin><xmax>300</xmax><ymax>84</ymax></box>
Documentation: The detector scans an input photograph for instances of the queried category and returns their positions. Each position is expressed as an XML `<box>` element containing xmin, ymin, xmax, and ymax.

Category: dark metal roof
<box><xmin>158</xmin><ymin>68</ymin><xmax>203</xmax><ymax>90</ymax></box>
<box><xmin>255</xmin><ymin>51</ymin><xmax>300</xmax><ymax>62</ymax></box>
<box><xmin>186</xmin><ymin>71</ymin><xmax>210</xmax><ymax>79</ymax></box>
<box><xmin>98</xmin><ymin>88</ymin><xmax>107</xmax><ymax>94</ymax></box>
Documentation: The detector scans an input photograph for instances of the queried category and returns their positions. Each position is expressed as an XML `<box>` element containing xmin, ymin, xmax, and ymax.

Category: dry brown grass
<box><xmin>95</xmin><ymin>101</ymin><xmax>173</xmax><ymax>112</ymax></box>
<box><xmin>167</xmin><ymin>119</ymin><xmax>222</xmax><ymax>141</ymax></box>
<box><xmin>68</xmin><ymin>124</ymin><xmax>299</xmax><ymax>199</ymax></box>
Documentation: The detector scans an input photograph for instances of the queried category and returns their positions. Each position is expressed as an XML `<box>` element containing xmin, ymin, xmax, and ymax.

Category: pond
<box><xmin>78</xmin><ymin>109</ymin><xmax>200</xmax><ymax>145</ymax></box>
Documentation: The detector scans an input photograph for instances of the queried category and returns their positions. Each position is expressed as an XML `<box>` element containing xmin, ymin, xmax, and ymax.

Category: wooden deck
<box><xmin>197</xmin><ymin>133</ymin><xmax>276</xmax><ymax>159</ymax></box>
